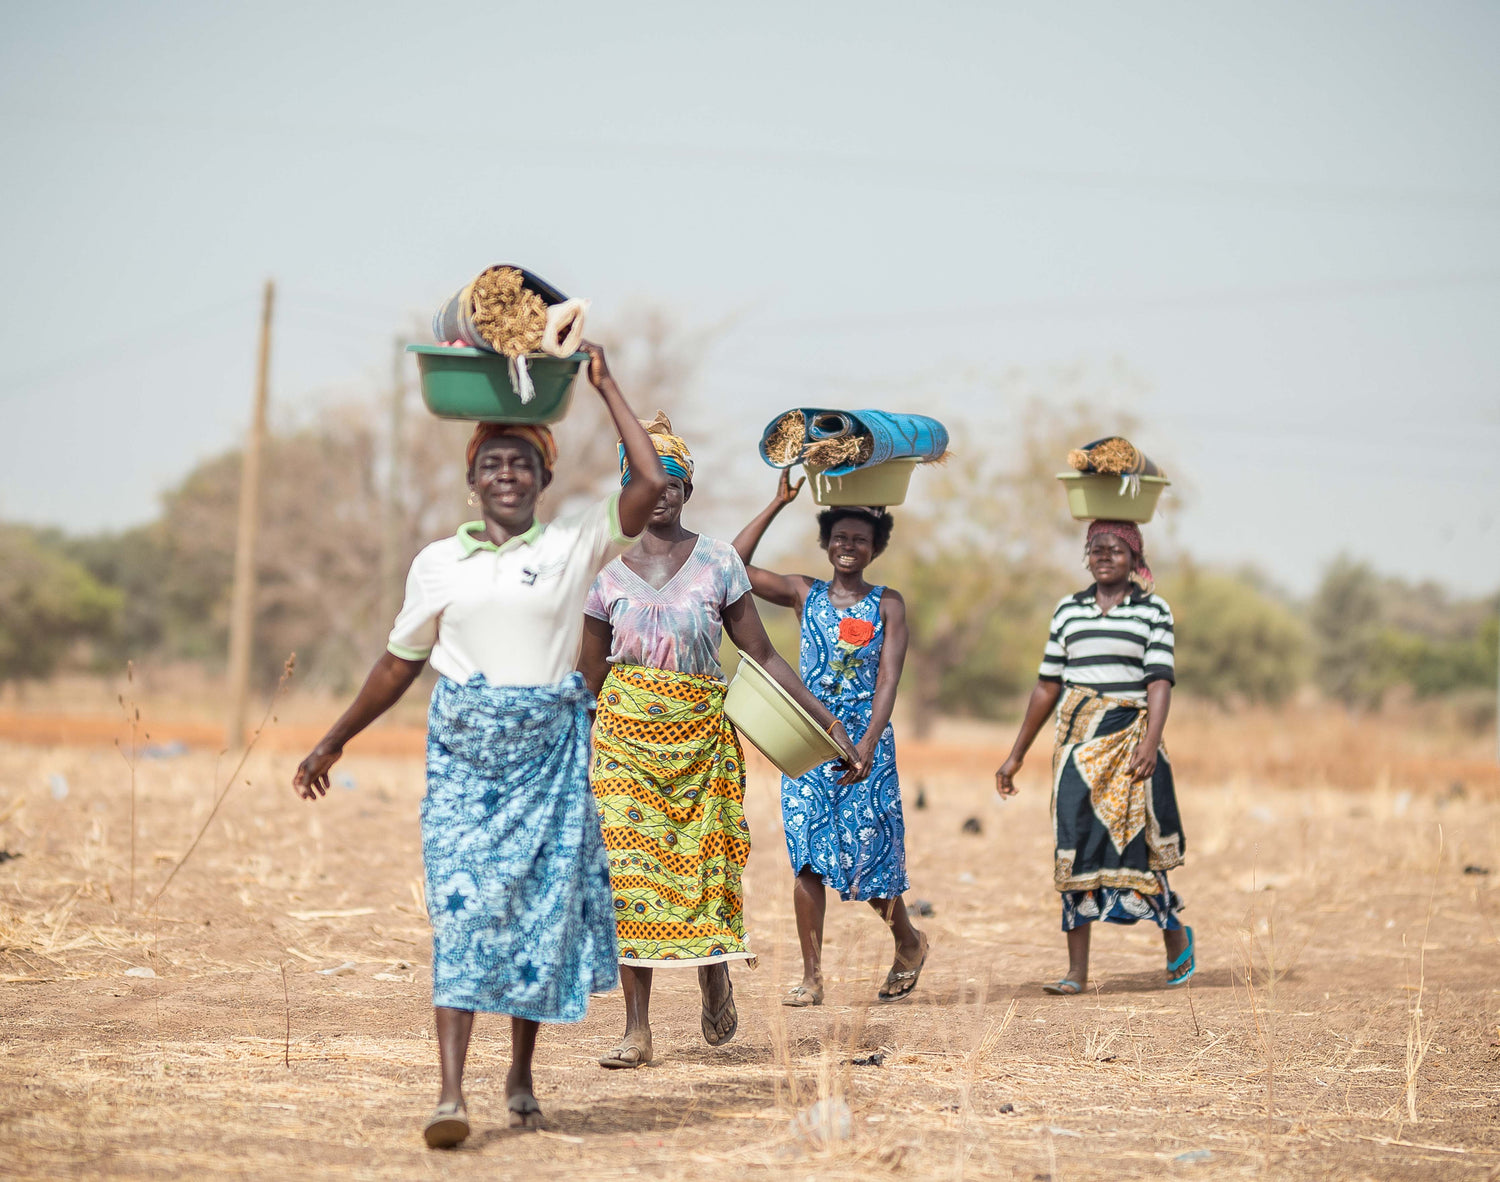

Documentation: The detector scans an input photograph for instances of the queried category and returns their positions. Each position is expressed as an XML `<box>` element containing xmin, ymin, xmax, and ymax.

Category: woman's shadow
<box><xmin>467</xmin><ymin>1074</ymin><xmax>781</xmax><ymax>1146</ymax></box>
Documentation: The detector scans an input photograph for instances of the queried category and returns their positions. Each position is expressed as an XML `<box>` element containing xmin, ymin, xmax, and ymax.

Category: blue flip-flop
<box><xmin>1167</xmin><ymin>926</ymin><xmax>1195</xmax><ymax>986</ymax></box>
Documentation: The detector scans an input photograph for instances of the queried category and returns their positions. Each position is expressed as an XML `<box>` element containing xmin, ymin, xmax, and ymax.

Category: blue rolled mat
<box><xmin>759</xmin><ymin>409</ymin><xmax>949</xmax><ymax>478</ymax></box>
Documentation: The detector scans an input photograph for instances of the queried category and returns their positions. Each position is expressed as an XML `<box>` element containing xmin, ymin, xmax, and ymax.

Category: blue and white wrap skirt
<box><xmin>421</xmin><ymin>672</ymin><xmax>618</xmax><ymax>1021</ymax></box>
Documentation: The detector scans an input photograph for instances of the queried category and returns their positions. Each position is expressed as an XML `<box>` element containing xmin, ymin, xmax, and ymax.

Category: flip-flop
<box><xmin>781</xmin><ymin>984</ymin><xmax>824</xmax><ymax>1007</ymax></box>
<box><xmin>1167</xmin><ymin>926</ymin><xmax>1196</xmax><ymax>986</ymax></box>
<box><xmin>507</xmin><ymin>1091</ymin><xmax>544</xmax><ymax>1130</ymax></box>
<box><xmin>878</xmin><ymin>931</ymin><xmax>929</xmax><ymax>1001</ymax></box>
<box><xmin>423</xmin><ymin>1100</ymin><xmax>469</xmax><ymax>1149</ymax></box>
<box><xmin>598</xmin><ymin>1040</ymin><xmax>652</xmax><ymax>1069</ymax></box>
<box><xmin>1042</xmin><ymin>979</ymin><xmax>1084</xmax><ymax>995</ymax></box>
<box><xmin>701</xmin><ymin>978</ymin><xmax>738</xmax><ymax>1047</ymax></box>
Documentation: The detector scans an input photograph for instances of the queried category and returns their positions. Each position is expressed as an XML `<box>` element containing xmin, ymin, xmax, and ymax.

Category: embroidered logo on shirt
<box><xmin>520</xmin><ymin>558</ymin><xmax>566</xmax><ymax>586</ymax></box>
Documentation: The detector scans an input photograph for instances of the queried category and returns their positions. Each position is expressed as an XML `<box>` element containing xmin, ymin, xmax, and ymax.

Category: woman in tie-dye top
<box><xmin>579</xmin><ymin>413</ymin><xmax>859</xmax><ymax>1072</ymax></box>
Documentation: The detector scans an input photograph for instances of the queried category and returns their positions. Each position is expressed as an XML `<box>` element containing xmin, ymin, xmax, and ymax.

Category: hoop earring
<box><xmin>467</xmin><ymin>490</ymin><xmax>479</xmax><ymax>506</ymax></box>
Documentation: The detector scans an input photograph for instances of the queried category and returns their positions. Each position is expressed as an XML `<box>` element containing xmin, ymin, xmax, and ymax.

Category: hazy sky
<box><xmin>2</xmin><ymin>1</ymin><xmax>1497</xmax><ymax>593</ymax></box>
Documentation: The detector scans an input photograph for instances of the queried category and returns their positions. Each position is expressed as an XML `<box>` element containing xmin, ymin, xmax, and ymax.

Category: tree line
<box><xmin>1</xmin><ymin>334</ymin><xmax>1493</xmax><ymax>727</ymax></box>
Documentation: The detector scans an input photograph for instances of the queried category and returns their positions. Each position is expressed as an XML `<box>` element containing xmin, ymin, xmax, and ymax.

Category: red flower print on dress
<box><xmin>838</xmin><ymin>618</ymin><xmax>876</xmax><ymax>647</ymax></box>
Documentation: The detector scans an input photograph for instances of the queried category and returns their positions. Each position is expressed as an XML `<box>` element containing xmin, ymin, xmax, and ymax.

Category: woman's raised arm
<box><xmin>731</xmin><ymin>470</ymin><xmax>813</xmax><ymax>610</ymax></box>
<box><xmin>583</xmin><ymin>342</ymin><xmax>668</xmax><ymax>538</ymax></box>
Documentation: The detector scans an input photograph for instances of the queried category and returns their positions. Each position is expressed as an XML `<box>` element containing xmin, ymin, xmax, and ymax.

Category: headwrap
<box><xmin>465</xmin><ymin>422</ymin><xmax>558</xmax><ymax>474</ymax></box>
<box><xmin>1085</xmin><ymin>520</ymin><xmax>1154</xmax><ymax>593</ymax></box>
<box><xmin>619</xmin><ymin>410</ymin><xmax>693</xmax><ymax>486</ymax></box>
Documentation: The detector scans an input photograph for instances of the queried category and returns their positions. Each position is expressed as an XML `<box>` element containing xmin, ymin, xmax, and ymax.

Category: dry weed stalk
<box><xmin>1237</xmin><ymin>864</ymin><xmax>1280</xmax><ymax>1125</ymax></box>
<box><xmin>113</xmin><ymin>660</ymin><xmax>141</xmax><ymax>909</ymax></box>
<box><xmin>281</xmin><ymin>961</ymin><xmax>291</xmax><ymax>1069</ymax></box>
<box><xmin>147</xmin><ymin>654</ymin><xmax>295</xmax><ymax>910</ymax></box>
<box><xmin>1400</xmin><ymin>825</ymin><xmax>1442</xmax><ymax>1125</ymax></box>
<box><xmin>1073</xmin><ymin>983</ymin><xmax>1125</xmax><ymax>1064</ymax></box>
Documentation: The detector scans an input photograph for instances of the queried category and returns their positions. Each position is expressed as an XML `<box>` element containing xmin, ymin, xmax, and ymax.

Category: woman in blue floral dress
<box><xmin>734</xmin><ymin>470</ymin><xmax>928</xmax><ymax>1006</ymax></box>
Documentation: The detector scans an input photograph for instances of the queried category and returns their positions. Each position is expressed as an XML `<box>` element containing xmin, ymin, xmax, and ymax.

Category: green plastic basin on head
<box><xmin>804</xmin><ymin>457</ymin><xmax>920</xmax><ymax>507</ymax></box>
<box><xmin>722</xmin><ymin>651</ymin><xmax>841</xmax><ymax>779</ymax></box>
<box><xmin>1056</xmin><ymin>472</ymin><xmax>1170</xmax><ymax>523</ymax></box>
<box><xmin>408</xmin><ymin>345</ymin><xmax>584</xmax><ymax>423</ymax></box>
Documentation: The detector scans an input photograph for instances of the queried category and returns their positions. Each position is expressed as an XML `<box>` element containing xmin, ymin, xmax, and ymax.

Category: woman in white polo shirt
<box><xmin>292</xmin><ymin>343</ymin><xmax>668</xmax><ymax>1147</ymax></box>
<box><xmin>994</xmin><ymin>520</ymin><xmax>1192</xmax><ymax>997</ymax></box>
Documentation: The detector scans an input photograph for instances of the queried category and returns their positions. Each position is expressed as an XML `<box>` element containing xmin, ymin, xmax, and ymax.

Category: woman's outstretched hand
<box><xmin>995</xmin><ymin>755</ymin><xmax>1022</xmax><ymax>797</ymax></box>
<box><xmin>293</xmin><ymin>745</ymin><xmax>342</xmax><ymax>801</ymax></box>
<box><xmin>774</xmin><ymin>467</ymin><xmax>805</xmax><ymax>507</ymax></box>
<box><xmin>582</xmin><ymin>340</ymin><xmax>613</xmax><ymax>391</ymax></box>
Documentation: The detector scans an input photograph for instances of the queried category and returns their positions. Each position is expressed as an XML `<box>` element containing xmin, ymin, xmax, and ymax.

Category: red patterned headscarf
<box><xmin>1085</xmin><ymin>520</ymin><xmax>1153</xmax><ymax>593</ymax></box>
<box><xmin>465</xmin><ymin>423</ymin><xmax>558</xmax><ymax>474</ymax></box>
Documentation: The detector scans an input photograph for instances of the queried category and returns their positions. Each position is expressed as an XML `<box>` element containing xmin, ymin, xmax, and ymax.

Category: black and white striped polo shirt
<box><xmin>1038</xmin><ymin>586</ymin><xmax>1175</xmax><ymax>701</ymax></box>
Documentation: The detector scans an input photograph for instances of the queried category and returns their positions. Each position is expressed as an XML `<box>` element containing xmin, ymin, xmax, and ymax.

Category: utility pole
<box><xmin>378</xmin><ymin>335</ymin><xmax>407</xmax><ymax>630</ymax></box>
<box><xmin>225</xmin><ymin>280</ymin><xmax>274</xmax><ymax>749</ymax></box>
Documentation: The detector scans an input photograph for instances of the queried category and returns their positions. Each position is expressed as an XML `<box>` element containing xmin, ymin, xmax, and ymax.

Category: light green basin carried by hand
<box><xmin>723</xmin><ymin>651</ymin><xmax>841</xmax><ymax>779</ymax></box>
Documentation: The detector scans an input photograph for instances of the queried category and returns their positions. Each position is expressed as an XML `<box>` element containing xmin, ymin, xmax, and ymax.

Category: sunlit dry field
<box><xmin>1</xmin><ymin>690</ymin><xmax>1498</xmax><ymax>1180</ymax></box>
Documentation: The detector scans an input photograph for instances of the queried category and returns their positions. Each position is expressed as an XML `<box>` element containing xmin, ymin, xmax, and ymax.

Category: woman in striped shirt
<box><xmin>995</xmin><ymin>520</ymin><xmax>1192</xmax><ymax>995</ymax></box>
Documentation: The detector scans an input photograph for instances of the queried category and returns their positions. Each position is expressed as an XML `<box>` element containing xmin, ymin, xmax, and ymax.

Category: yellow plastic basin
<box><xmin>1057</xmin><ymin>472</ymin><xmax>1170</xmax><ymax>523</ymax></box>
<box><xmin>722</xmin><ymin>651</ymin><xmax>841</xmax><ymax>779</ymax></box>
<box><xmin>804</xmin><ymin>457</ymin><xmax>920</xmax><ymax>507</ymax></box>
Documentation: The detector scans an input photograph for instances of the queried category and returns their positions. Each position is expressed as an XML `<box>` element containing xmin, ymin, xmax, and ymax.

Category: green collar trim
<box><xmin>457</xmin><ymin>518</ymin><xmax>545</xmax><ymax>557</ymax></box>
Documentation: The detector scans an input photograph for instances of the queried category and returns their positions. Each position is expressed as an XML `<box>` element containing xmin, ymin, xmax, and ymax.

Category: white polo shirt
<box><xmin>387</xmin><ymin>493</ymin><xmax>633</xmax><ymax>687</ymax></box>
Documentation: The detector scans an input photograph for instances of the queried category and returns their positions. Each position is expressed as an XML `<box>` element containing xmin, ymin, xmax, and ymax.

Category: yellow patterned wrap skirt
<box><xmin>591</xmin><ymin>665</ymin><xmax>753</xmax><ymax>966</ymax></box>
<box><xmin>1050</xmin><ymin>684</ymin><xmax>1185</xmax><ymax>896</ymax></box>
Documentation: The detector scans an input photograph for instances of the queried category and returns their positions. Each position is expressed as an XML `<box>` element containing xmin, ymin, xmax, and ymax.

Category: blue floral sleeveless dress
<box><xmin>780</xmin><ymin>580</ymin><xmax>908</xmax><ymax>901</ymax></box>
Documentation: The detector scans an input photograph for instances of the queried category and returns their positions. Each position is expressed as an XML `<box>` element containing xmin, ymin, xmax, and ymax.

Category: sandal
<box><xmin>598</xmin><ymin>1039</ymin><xmax>652</xmax><ymax>1069</ymax></box>
<box><xmin>1042</xmin><ymin>979</ymin><xmax>1084</xmax><ymax>996</ymax></box>
<box><xmin>781</xmin><ymin>983</ymin><xmax>824</xmax><ymax>1007</ymax></box>
<box><xmin>507</xmin><ymin>1091</ymin><xmax>544</xmax><ymax>1130</ymax></box>
<box><xmin>701</xmin><ymin>978</ymin><xmax>738</xmax><ymax>1047</ymax></box>
<box><xmin>423</xmin><ymin>1100</ymin><xmax>469</xmax><ymax>1149</ymax></box>
<box><xmin>1167</xmin><ymin>926</ymin><xmax>1195</xmax><ymax>986</ymax></box>
<box><xmin>878</xmin><ymin>931</ymin><xmax>929</xmax><ymax>1001</ymax></box>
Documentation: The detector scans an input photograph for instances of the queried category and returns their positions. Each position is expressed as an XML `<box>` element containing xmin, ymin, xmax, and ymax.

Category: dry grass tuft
<box><xmin>764</xmin><ymin>411</ymin><xmax>806</xmax><ymax>466</ymax></box>
<box><xmin>803</xmin><ymin>434</ymin><xmax>874</xmax><ymax>469</ymax></box>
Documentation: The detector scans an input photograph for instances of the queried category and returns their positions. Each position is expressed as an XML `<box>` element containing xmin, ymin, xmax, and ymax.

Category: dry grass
<box><xmin>1</xmin><ymin>698</ymin><xmax>1498</xmax><ymax>1179</ymax></box>
<box><xmin>764</xmin><ymin>412</ymin><xmax>807</xmax><ymax>467</ymax></box>
<box><xmin>467</xmin><ymin>266</ymin><xmax>547</xmax><ymax>356</ymax></box>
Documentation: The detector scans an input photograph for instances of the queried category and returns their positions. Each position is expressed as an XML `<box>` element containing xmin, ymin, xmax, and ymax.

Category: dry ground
<box><xmin>1</xmin><ymin>697</ymin><xmax>1498</xmax><ymax>1181</ymax></box>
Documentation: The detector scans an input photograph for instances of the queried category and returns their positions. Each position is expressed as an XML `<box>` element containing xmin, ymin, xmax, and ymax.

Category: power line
<box><xmin>729</xmin><ymin>269</ymin><xmax>1500</xmax><ymax>338</ymax></box>
<box><xmin>0</xmin><ymin>298</ymin><xmax>254</xmax><ymax>396</ymax></box>
<box><xmin>6</xmin><ymin>105</ymin><xmax>1500</xmax><ymax>216</ymax></box>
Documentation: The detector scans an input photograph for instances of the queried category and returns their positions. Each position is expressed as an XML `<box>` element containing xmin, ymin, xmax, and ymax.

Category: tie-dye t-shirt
<box><xmin>584</xmin><ymin>535</ymin><xmax>753</xmax><ymax>679</ymax></box>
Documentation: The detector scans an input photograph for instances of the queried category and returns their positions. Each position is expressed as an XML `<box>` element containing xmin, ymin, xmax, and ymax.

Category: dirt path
<box><xmin>1</xmin><ymin>735</ymin><xmax>1498</xmax><ymax>1180</ymax></box>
